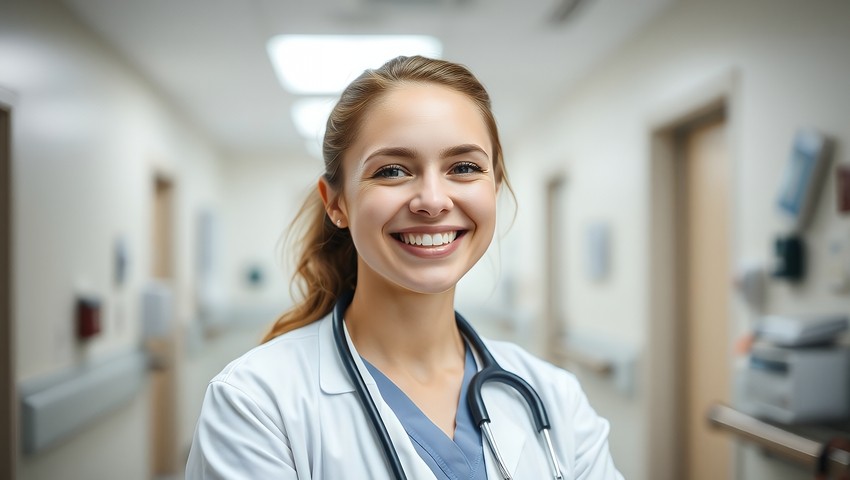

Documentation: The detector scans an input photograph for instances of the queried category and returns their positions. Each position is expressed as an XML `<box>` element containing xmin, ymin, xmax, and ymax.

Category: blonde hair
<box><xmin>262</xmin><ymin>55</ymin><xmax>512</xmax><ymax>342</ymax></box>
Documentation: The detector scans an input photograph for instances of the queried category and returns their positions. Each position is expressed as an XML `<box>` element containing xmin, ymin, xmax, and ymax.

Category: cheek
<box><xmin>345</xmin><ymin>187</ymin><xmax>400</xmax><ymax>231</ymax></box>
<box><xmin>460</xmin><ymin>183</ymin><xmax>498</xmax><ymax>228</ymax></box>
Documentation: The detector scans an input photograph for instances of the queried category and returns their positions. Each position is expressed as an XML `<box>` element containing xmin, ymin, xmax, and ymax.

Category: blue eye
<box><xmin>374</xmin><ymin>165</ymin><xmax>407</xmax><ymax>178</ymax></box>
<box><xmin>451</xmin><ymin>162</ymin><xmax>484</xmax><ymax>175</ymax></box>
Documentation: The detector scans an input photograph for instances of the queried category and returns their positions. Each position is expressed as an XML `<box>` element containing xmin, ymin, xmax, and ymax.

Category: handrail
<box><xmin>707</xmin><ymin>403</ymin><xmax>850</xmax><ymax>473</ymax></box>
<box><xmin>549</xmin><ymin>347</ymin><xmax>613</xmax><ymax>376</ymax></box>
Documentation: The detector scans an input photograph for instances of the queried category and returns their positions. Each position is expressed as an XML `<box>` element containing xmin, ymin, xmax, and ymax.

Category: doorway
<box><xmin>1</xmin><ymin>102</ymin><xmax>15</xmax><ymax>480</ymax></box>
<box><xmin>647</xmin><ymin>88</ymin><xmax>736</xmax><ymax>480</ymax></box>
<box><xmin>153</xmin><ymin>176</ymin><xmax>174</xmax><ymax>279</ymax></box>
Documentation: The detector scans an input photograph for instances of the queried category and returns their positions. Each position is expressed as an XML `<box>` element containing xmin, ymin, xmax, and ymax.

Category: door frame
<box><xmin>1</xmin><ymin>86</ymin><xmax>18</xmax><ymax>480</ymax></box>
<box><xmin>544</xmin><ymin>173</ymin><xmax>568</xmax><ymax>359</ymax></box>
<box><xmin>645</xmin><ymin>71</ymin><xmax>740</xmax><ymax>480</ymax></box>
<box><xmin>149</xmin><ymin>171</ymin><xmax>181</xmax><ymax>475</ymax></box>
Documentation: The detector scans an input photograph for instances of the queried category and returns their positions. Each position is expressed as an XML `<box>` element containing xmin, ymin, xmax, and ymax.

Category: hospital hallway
<box><xmin>2</xmin><ymin>0</ymin><xmax>850</xmax><ymax>478</ymax></box>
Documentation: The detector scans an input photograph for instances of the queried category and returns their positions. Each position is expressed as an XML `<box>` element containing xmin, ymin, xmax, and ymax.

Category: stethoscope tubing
<box><xmin>332</xmin><ymin>293</ymin><xmax>563</xmax><ymax>480</ymax></box>
<box><xmin>331</xmin><ymin>291</ymin><xmax>408</xmax><ymax>480</ymax></box>
<box><xmin>455</xmin><ymin>314</ymin><xmax>552</xmax><ymax>433</ymax></box>
<box><xmin>456</xmin><ymin>313</ymin><xmax>564</xmax><ymax>480</ymax></box>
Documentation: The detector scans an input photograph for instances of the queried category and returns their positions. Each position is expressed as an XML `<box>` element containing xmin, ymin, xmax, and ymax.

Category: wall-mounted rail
<box><xmin>19</xmin><ymin>349</ymin><xmax>148</xmax><ymax>454</ymax></box>
<box><xmin>707</xmin><ymin>403</ymin><xmax>850</xmax><ymax>474</ymax></box>
<box><xmin>550</xmin><ymin>347</ymin><xmax>613</xmax><ymax>376</ymax></box>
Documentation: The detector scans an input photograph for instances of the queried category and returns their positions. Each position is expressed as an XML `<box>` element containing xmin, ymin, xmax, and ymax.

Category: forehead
<box><xmin>350</xmin><ymin>83</ymin><xmax>492</xmax><ymax>154</ymax></box>
<box><xmin>370</xmin><ymin>82</ymin><xmax>483</xmax><ymax>121</ymax></box>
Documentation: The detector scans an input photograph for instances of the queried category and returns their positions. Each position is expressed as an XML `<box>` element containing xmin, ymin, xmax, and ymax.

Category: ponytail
<box><xmin>261</xmin><ymin>189</ymin><xmax>357</xmax><ymax>342</ymax></box>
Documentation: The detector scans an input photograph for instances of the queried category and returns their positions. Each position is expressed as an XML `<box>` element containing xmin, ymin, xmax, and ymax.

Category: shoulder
<box><xmin>188</xmin><ymin>321</ymin><xmax>328</xmax><ymax>477</ymax></box>
<box><xmin>209</xmin><ymin>318</ymin><xmax>324</xmax><ymax>401</ymax></box>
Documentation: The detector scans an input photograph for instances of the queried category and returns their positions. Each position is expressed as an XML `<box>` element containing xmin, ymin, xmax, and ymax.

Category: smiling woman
<box><xmin>186</xmin><ymin>56</ymin><xmax>623</xmax><ymax>480</ymax></box>
<box><xmin>324</xmin><ymin>82</ymin><xmax>498</xmax><ymax>297</ymax></box>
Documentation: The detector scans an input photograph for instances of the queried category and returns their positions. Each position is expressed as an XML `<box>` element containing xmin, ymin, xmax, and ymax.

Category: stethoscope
<box><xmin>331</xmin><ymin>292</ymin><xmax>564</xmax><ymax>480</ymax></box>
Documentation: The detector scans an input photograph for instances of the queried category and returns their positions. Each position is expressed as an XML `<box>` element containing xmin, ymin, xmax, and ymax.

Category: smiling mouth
<box><xmin>392</xmin><ymin>231</ymin><xmax>462</xmax><ymax>247</ymax></box>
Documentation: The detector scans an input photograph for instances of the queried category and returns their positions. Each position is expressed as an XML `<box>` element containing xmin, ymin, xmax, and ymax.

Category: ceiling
<box><xmin>59</xmin><ymin>0</ymin><xmax>675</xmax><ymax>160</ymax></box>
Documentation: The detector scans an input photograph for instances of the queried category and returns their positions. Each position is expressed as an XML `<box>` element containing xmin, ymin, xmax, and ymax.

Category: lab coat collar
<box><xmin>318</xmin><ymin>313</ymin><xmax>367</xmax><ymax>394</ymax></box>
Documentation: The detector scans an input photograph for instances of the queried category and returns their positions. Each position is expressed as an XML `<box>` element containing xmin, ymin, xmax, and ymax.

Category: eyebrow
<box><xmin>364</xmin><ymin>146</ymin><xmax>418</xmax><ymax>163</ymax></box>
<box><xmin>363</xmin><ymin>144</ymin><xmax>489</xmax><ymax>163</ymax></box>
<box><xmin>440</xmin><ymin>144</ymin><xmax>489</xmax><ymax>159</ymax></box>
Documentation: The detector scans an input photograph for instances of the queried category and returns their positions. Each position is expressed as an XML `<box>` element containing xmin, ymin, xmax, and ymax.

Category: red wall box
<box><xmin>77</xmin><ymin>297</ymin><xmax>101</xmax><ymax>339</ymax></box>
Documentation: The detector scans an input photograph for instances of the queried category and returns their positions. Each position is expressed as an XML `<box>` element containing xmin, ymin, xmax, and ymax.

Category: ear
<box><xmin>493</xmin><ymin>161</ymin><xmax>502</xmax><ymax>194</ymax></box>
<box><xmin>317</xmin><ymin>177</ymin><xmax>348</xmax><ymax>228</ymax></box>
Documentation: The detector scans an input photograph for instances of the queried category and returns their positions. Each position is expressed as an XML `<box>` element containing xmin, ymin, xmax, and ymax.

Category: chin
<box><xmin>393</xmin><ymin>273</ymin><xmax>465</xmax><ymax>296</ymax></box>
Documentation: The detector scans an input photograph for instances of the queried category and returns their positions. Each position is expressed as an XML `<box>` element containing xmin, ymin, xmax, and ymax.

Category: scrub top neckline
<box><xmin>362</xmin><ymin>344</ymin><xmax>486</xmax><ymax>480</ymax></box>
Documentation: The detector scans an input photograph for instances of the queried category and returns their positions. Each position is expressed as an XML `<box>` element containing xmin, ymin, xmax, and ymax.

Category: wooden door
<box><xmin>679</xmin><ymin>113</ymin><xmax>733</xmax><ymax>479</ymax></box>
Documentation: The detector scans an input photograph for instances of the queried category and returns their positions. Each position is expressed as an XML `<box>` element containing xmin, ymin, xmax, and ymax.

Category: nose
<box><xmin>409</xmin><ymin>173</ymin><xmax>453</xmax><ymax>217</ymax></box>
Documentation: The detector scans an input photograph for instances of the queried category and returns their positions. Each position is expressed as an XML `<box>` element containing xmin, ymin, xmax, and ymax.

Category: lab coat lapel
<box><xmin>482</xmin><ymin>389</ymin><xmax>528</xmax><ymax>478</ymax></box>
<box><xmin>317</xmin><ymin>315</ymin><xmax>438</xmax><ymax>479</ymax></box>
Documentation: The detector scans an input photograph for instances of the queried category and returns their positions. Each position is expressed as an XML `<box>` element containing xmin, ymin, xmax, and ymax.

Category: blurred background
<box><xmin>2</xmin><ymin>0</ymin><xmax>850</xmax><ymax>478</ymax></box>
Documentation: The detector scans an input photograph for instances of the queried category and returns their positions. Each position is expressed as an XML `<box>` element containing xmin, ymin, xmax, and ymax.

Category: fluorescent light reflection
<box><xmin>268</xmin><ymin>35</ymin><xmax>443</xmax><ymax>94</ymax></box>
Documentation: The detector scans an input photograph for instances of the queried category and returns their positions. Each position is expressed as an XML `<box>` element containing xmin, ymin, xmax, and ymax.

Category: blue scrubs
<box><xmin>363</xmin><ymin>346</ymin><xmax>486</xmax><ymax>480</ymax></box>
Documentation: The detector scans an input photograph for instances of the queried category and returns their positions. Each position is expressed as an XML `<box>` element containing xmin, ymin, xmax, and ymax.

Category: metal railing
<box><xmin>707</xmin><ymin>403</ymin><xmax>850</xmax><ymax>473</ymax></box>
<box><xmin>549</xmin><ymin>347</ymin><xmax>613</xmax><ymax>376</ymax></box>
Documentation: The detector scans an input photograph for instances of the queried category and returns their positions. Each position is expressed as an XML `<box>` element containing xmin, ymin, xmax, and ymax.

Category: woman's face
<box><xmin>325</xmin><ymin>83</ymin><xmax>498</xmax><ymax>295</ymax></box>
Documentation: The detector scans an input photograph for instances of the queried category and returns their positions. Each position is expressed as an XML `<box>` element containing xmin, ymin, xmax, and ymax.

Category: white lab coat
<box><xmin>186</xmin><ymin>313</ymin><xmax>624</xmax><ymax>479</ymax></box>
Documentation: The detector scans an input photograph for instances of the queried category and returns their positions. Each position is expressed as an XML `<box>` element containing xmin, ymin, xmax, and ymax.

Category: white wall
<box><xmin>0</xmin><ymin>0</ymin><xmax>223</xmax><ymax>478</ymax></box>
<box><xmin>508</xmin><ymin>0</ymin><xmax>850</xmax><ymax>479</ymax></box>
<box><xmin>218</xmin><ymin>153</ymin><xmax>320</xmax><ymax>311</ymax></box>
<box><xmin>172</xmin><ymin>153</ymin><xmax>330</xmax><ymax>461</ymax></box>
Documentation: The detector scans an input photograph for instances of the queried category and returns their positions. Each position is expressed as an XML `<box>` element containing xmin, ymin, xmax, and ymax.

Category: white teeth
<box><xmin>400</xmin><ymin>231</ymin><xmax>458</xmax><ymax>246</ymax></box>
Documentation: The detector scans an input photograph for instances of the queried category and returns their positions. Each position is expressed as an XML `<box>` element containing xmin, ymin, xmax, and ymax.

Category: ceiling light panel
<box><xmin>267</xmin><ymin>34</ymin><xmax>442</xmax><ymax>94</ymax></box>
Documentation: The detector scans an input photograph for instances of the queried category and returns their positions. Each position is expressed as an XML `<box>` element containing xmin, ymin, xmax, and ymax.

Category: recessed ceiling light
<box><xmin>267</xmin><ymin>34</ymin><xmax>443</xmax><ymax>95</ymax></box>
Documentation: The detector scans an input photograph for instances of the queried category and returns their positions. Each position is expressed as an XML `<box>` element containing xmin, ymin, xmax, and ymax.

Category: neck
<box><xmin>345</xmin><ymin>283</ymin><xmax>464</xmax><ymax>372</ymax></box>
